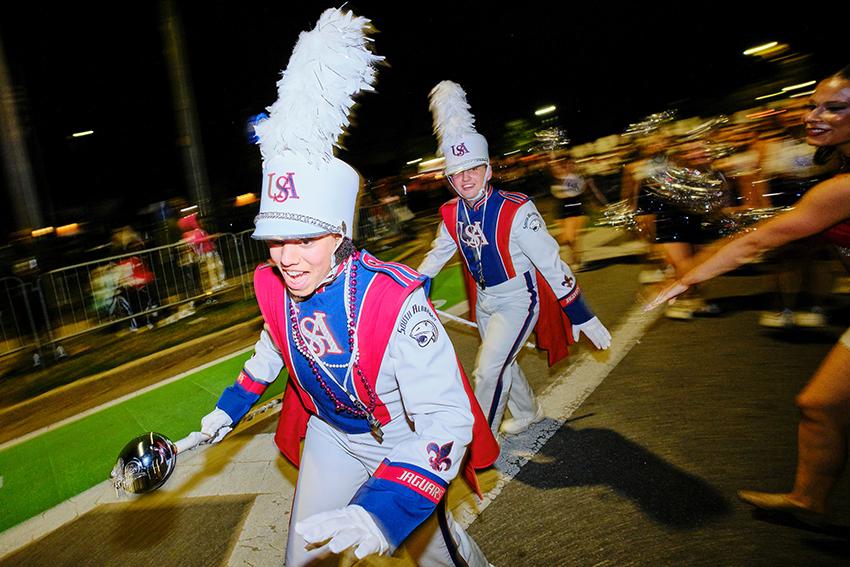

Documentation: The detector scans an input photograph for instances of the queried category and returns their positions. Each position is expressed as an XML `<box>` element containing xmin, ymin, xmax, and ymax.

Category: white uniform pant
<box><xmin>474</xmin><ymin>272</ymin><xmax>539</xmax><ymax>436</ymax></box>
<box><xmin>286</xmin><ymin>416</ymin><xmax>489</xmax><ymax>566</ymax></box>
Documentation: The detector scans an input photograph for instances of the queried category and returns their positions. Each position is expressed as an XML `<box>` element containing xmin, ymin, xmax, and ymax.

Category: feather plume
<box><xmin>254</xmin><ymin>8</ymin><xmax>383</xmax><ymax>165</ymax></box>
<box><xmin>429</xmin><ymin>81</ymin><xmax>477</xmax><ymax>154</ymax></box>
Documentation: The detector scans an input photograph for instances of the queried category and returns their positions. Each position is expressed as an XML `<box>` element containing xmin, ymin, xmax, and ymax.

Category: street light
<box><xmin>781</xmin><ymin>81</ymin><xmax>816</xmax><ymax>92</ymax></box>
<box><xmin>743</xmin><ymin>42</ymin><xmax>777</xmax><ymax>56</ymax></box>
<box><xmin>755</xmin><ymin>91</ymin><xmax>785</xmax><ymax>101</ymax></box>
<box><xmin>534</xmin><ymin>105</ymin><xmax>557</xmax><ymax>117</ymax></box>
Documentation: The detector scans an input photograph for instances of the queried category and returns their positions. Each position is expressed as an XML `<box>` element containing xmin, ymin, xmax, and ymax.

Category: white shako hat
<box><xmin>252</xmin><ymin>8</ymin><xmax>382</xmax><ymax>240</ymax></box>
<box><xmin>429</xmin><ymin>81</ymin><xmax>489</xmax><ymax>176</ymax></box>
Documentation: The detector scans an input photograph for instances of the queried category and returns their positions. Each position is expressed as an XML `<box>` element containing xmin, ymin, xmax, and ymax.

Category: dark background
<box><xmin>0</xmin><ymin>1</ymin><xmax>845</xmax><ymax>235</ymax></box>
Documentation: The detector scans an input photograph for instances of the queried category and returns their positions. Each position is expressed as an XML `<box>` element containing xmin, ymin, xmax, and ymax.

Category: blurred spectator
<box><xmin>178</xmin><ymin>213</ymin><xmax>226</xmax><ymax>293</ymax></box>
<box><xmin>110</xmin><ymin>227</ymin><xmax>159</xmax><ymax>331</ymax></box>
<box><xmin>715</xmin><ymin>128</ymin><xmax>772</xmax><ymax>210</ymax></box>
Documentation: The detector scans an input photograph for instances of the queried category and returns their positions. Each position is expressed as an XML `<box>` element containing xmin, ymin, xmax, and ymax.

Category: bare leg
<box><xmin>562</xmin><ymin>215</ymin><xmax>588</xmax><ymax>266</ymax></box>
<box><xmin>660</xmin><ymin>242</ymin><xmax>695</xmax><ymax>279</ymax></box>
<box><xmin>790</xmin><ymin>342</ymin><xmax>850</xmax><ymax>512</ymax></box>
<box><xmin>740</xmin><ymin>341</ymin><xmax>850</xmax><ymax>515</ymax></box>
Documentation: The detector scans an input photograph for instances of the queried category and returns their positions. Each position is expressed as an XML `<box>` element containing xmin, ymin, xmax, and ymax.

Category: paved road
<box><xmin>3</xmin><ymin>229</ymin><xmax>850</xmax><ymax>566</ymax></box>
<box><xmin>469</xmin><ymin>264</ymin><xmax>850</xmax><ymax>566</ymax></box>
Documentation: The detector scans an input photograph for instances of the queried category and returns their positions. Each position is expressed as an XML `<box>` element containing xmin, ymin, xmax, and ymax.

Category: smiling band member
<box><xmin>192</xmin><ymin>10</ymin><xmax>497</xmax><ymax>565</ymax></box>
<box><xmin>418</xmin><ymin>81</ymin><xmax>612</xmax><ymax>438</ymax></box>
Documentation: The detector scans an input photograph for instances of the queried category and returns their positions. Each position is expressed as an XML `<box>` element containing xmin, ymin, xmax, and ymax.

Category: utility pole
<box><xmin>160</xmin><ymin>0</ymin><xmax>212</xmax><ymax>217</ymax></box>
<box><xmin>0</xmin><ymin>32</ymin><xmax>43</xmax><ymax>232</ymax></box>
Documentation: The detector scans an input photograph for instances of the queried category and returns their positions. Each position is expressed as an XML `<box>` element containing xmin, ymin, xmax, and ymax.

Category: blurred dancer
<box><xmin>754</xmin><ymin>117</ymin><xmax>835</xmax><ymax>329</ymax></box>
<box><xmin>192</xmin><ymin>10</ymin><xmax>497</xmax><ymax>565</ymax></box>
<box><xmin>621</xmin><ymin>132</ymin><xmax>671</xmax><ymax>284</ymax></box>
<box><xmin>550</xmin><ymin>154</ymin><xmax>604</xmax><ymax>269</ymax></box>
<box><xmin>419</xmin><ymin>81</ymin><xmax>611</xmax><ymax>437</ymax></box>
<box><xmin>647</xmin><ymin>66</ymin><xmax>850</xmax><ymax>519</ymax></box>
<box><xmin>647</xmin><ymin>135</ymin><xmax>729</xmax><ymax>319</ymax></box>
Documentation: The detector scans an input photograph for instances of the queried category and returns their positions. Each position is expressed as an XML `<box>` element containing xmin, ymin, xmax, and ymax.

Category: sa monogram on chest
<box><xmin>297</xmin><ymin>311</ymin><xmax>343</xmax><ymax>356</ymax></box>
<box><xmin>458</xmin><ymin>221</ymin><xmax>489</xmax><ymax>248</ymax></box>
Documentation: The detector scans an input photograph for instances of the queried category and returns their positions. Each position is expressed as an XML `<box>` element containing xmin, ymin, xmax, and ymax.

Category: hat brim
<box><xmin>252</xmin><ymin>218</ymin><xmax>339</xmax><ymax>241</ymax></box>
<box><xmin>445</xmin><ymin>157</ymin><xmax>489</xmax><ymax>176</ymax></box>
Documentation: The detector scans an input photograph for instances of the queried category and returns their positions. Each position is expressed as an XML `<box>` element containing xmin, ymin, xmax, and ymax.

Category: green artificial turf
<box><xmin>429</xmin><ymin>264</ymin><xmax>467</xmax><ymax>310</ymax></box>
<box><xmin>0</xmin><ymin>351</ymin><xmax>284</xmax><ymax>533</ymax></box>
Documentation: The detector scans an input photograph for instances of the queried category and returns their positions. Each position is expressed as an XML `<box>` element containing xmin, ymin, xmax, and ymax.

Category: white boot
<box><xmin>500</xmin><ymin>405</ymin><xmax>544</xmax><ymax>435</ymax></box>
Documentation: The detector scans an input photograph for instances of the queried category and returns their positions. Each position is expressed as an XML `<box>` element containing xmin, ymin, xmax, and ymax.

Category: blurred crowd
<box><xmin>2</xmin><ymin>85</ymin><xmax>845</xmax><ymax>370</ymax></box>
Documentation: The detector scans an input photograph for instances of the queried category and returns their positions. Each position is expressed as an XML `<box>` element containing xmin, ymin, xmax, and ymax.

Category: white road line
<box><xmin>454</xmin><ymin>305</ymin><xmax>661</xmax><ymax>528</ymax></box>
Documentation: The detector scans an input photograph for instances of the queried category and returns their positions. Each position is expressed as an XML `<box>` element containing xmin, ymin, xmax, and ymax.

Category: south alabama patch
<box><xmin>397</xmin><ymin>303</ymin><xmax>439</xmax><ymax>347</ymax></box>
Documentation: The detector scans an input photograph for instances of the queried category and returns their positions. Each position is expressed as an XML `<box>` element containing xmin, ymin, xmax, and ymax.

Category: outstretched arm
<box><xmin>647</xmin><ymin>174</ymin><xmax>850</xmax><ymax>308</ymax></box>
<box><xmin>201</xmin><ymin>326</ymin><xmax>284</xmax><ymax>441</ymax></box>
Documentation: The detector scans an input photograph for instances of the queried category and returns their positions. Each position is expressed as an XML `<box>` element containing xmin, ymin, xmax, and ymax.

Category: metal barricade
<box><xmin>0</xmin><ymin>276</ymin><xmax>40</xmax><ymax>359</ymax></box>
<box><xmin>36</xmin><ymin>234</ymin><xmax>244</xmax><ymax>347</ymax></box>
<box><xmin>232</xmin><ymin>229</ymin><xmax>271</xmax><ymax>298</ymax></box>
<box><xmin>357</xmin><ymin>201</ymin><xmax>409</xmax><ymax>243</ymax></box>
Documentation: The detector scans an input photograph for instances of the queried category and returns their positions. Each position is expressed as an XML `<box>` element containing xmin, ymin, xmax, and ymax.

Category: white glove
<box><xmin>295</xmin><ymin>505</ymin><xmax>389</xmax><ymax>560</ymax></box>
<box><xmin>174</xmin><ymin>431</ymin><xmax>208</xmax><ymax>453</ymax></box>
<box><xmin>200</xmin><ymin>407</ymin><xmax>233</xmax><ymax>443</ymax></box>
<box><xmin>573</xmin><ymin>317</ymin><xmax>612</xmax><ymax>349</ymax></box>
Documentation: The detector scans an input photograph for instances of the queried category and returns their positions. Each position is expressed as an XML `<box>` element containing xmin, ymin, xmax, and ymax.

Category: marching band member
<box><xmin>195</xmin><ymin>11</ymin><xmax>498</xmax><ymax>565</ymax></box>
<box><xmin>419</xmin><ymin>81</ymin><xmax>611</xmax><ymax>437</ymax></box>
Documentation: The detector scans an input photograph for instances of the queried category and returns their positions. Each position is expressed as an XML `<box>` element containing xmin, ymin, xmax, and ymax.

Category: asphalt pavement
<box><xmin>469</xmin><ymin>265</ymin><xmax>850</xmax><ymax>566</ymax></box>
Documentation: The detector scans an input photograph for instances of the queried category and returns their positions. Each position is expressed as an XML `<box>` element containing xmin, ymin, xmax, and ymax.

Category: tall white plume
<box><xmin>254</xmin><ymin>8</ymin><xmax>383</xmax><ymax>165</ymax></box>
<box><xmin>429</xmin><ymin>80</ymin><xmax>477</xmax><ymax>154</ymax></box>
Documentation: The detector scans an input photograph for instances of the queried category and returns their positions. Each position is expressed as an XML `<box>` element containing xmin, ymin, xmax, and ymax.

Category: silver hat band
<box><xmin>254</xmin><ymin>211</ymin><xmax>343</xmax><ymax>235</ymax></box>
<box><xmin>446</xmin><ymin>156</ymin><xmax>489</xmax><ymax>176</ymax></box>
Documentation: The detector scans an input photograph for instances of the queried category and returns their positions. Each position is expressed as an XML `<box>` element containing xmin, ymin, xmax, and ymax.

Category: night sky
<box><xmin>0</xmin><ymin>1</ymin><xmax>845</xmax><ymax>234</ymax></box>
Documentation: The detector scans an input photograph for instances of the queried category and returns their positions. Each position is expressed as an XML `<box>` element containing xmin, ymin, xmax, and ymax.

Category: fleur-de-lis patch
<box><xmin>562</xmin><ymin>275</ymin><xmax>574</xmax><ymax>288</ymax></box>
<box><xmin>427</xmin><ymin>441</ymin><xmax>454</xmax><ymax>472</ymax></box>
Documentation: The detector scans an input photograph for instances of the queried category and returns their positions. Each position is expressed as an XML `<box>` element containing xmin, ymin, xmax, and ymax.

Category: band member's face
<box><xmin>805</xmin><ymin>77</ymin><xmax>850</xmax><ymax>151</ymax></box>
<box><xmin>450</xmin><ymin>165</ymin><xmax>490</xmax><ymax>201</ymax></box>
<box><xmin>268</xmin><ymin>234</ymin><xmax>340</xmax><ymax>297</ymax></box>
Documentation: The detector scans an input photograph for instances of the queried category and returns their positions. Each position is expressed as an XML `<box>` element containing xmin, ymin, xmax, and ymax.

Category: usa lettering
<box><xmin>451</xmin><ymin>143</ymin><xmax>469</xmax><ymax>157</ymax></box>
<box><xmin>396</xmin><ymin>471</ymin><xmax>445</xmax><ymax>500</ymax></box>
<box><xmin>266</xmin><ymin>172</ymin><xmax>300</xmax><ymax>203</ymax></box>
<box><xmin>298</xmin><ymin>312</ymin><xmax>343</xmax><ymax>356</ymax></box>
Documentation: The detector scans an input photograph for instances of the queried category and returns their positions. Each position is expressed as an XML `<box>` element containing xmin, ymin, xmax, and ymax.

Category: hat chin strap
<box><xmin>448</xmin><ymin>163</ymin><xmax>491</xmax><ymax>204</ymax></box>
<box><xmin>328</xmin><ymin>233</ymin><xmax>345</xmax><ymax>270</ymax></box>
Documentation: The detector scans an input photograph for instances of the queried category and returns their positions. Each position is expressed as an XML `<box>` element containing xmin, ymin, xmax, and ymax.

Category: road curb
<box><xmin>0</xmin><ymin>317</ymin><xmax>264</xmax><ymax>445</ymax></box>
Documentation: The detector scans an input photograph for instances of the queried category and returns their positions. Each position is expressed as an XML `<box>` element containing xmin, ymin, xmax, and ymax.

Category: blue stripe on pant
<box><xmin>485</xmin><ymin>271</ymin><xmax>538</xmax><ymax>427</ymax></box>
